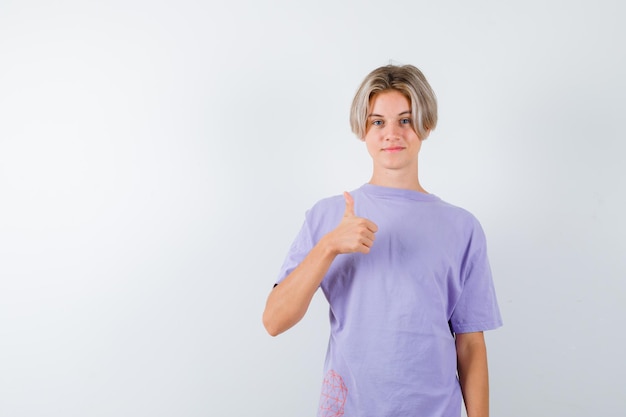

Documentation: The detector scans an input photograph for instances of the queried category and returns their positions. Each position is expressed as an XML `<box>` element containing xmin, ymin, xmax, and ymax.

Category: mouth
<box><xmin>382</xmin><ymin>146</ymin><xmax>405</xmax><ymax>153</ymax></box>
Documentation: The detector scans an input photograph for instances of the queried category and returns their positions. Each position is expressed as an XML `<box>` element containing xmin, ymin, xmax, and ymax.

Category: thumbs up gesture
<box><xmin>326</xmin><ymin>192</ymin><xmax>378</xmax><ymax>255</ymax></box>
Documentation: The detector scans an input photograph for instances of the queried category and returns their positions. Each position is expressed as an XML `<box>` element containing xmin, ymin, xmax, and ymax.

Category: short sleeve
<box><xmin>275</xmin><ymin>216</ymin><xmax>315</xmax><ymax>285</ymax></box>
<box><xmin>449</xmin><ymin>220</ymin><xmax>503</xmax><ymax>334</ymax></box>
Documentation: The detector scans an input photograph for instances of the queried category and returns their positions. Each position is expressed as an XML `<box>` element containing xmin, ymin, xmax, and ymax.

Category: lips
<box><xmin>382</xmin><ymin>146</ymin><xmax>405</xmax><ymax>152</ymax></box>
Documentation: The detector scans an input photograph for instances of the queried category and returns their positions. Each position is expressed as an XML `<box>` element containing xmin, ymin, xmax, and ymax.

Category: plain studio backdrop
<box><xmin>1</xmin><ymin>0</ymin><xmax>624</xmax><ymax>416</ymax></box>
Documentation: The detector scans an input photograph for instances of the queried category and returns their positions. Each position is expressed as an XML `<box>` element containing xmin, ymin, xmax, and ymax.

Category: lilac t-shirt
<box><xmin>276</xmin><ymin>184</ymin><xmax>502</xmax><ymax>417</ymax></box>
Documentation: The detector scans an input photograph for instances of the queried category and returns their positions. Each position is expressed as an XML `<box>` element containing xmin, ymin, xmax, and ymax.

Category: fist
<box><xmin>328</xmin><ymin>192</ymin><xmax>378</xmax><ymax>255</ymax></box>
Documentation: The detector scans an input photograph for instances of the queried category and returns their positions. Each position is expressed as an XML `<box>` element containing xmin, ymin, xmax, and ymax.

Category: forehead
<box><xmin>368</xmin><ymin>90</ymin><xmax>411</xmax><ymax>115</ymax></box>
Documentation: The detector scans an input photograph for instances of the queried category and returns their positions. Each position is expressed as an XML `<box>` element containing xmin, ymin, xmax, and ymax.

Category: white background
<box><xmin>1</xmin><ymin>0</ymin><xmax>624</xmax><ymax>416</ymax></box>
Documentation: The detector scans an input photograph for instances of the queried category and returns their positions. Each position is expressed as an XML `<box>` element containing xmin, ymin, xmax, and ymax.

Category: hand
<box><xmin>326</xmin><ymin>192</ymin><xmax>378</xmax><ymax>255</ymax></box>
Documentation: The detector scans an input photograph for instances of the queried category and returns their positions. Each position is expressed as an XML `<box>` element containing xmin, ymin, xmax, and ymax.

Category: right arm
<box><xmin>262</xmin><ymin>192</ymin><xmax>377</xmax><ymax>336</ymax></box>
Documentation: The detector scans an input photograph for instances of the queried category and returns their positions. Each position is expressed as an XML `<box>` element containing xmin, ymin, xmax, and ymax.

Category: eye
<box><xmin>372</xmin><ymin>119</ymin><xmax>383</xmax><ymax>126</ymax></box>
<box><xmin>400</xmin><ymin>118</ymin><xmax>412</xmax><ymax>125</ymax></box>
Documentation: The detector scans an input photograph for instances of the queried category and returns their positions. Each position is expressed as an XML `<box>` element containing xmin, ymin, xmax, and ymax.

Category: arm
<box><xmin>456</xmin><ymin>331</ymin><xmax>490</xmax><ymax>417</ymax></box>
<box><xmin>262</xmin><ymin>192</ymin><xmax>377</xmax><ymax>337</ymax></box>
<box><xmin>262</xmin><ymin>233</ymin><xmax>339</xmax><ymax>336</ymax></box>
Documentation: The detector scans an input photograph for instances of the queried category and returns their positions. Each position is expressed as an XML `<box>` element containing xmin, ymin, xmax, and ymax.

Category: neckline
<box><xmin>359</xmin><ymin>183</ymin><xmax>440</xmax><ymax>202</ymax></box>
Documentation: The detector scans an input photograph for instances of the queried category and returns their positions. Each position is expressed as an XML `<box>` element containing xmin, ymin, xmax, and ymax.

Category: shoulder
<box><xmin>435</xmin><ymin>198</ymin><xmax>487</xmax><ymax>239</ymax></box>
<box><xmin>438</xmin><ymin>199</ymin><xmax>479</xmax><ymax>221</ymax></box>
<box><xmin>309</xmin><ymin>193</ymin><xmax>344</xmax><ymax>212</ymax></box>
<box><xmin>303</xmin><ymin>193</ymin><xmax>345</xmax><ymax>232</ymax></box>
<box><xmin>307</xmin><ymin>193</ymin><xmax>344</xmax><ymax>216</ymax></box>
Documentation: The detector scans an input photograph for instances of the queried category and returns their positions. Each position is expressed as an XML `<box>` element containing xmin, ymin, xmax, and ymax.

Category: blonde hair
<box><xmin>350</xmin><ymin>64</ymin><xmax>437</xmax><ymax>140</ymax></box>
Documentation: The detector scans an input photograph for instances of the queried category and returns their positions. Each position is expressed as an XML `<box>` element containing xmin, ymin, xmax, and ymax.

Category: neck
<box><xmin>368</xmin><ymin>167</ymin><xmax>427</xmax><ymax>193</ymax></box>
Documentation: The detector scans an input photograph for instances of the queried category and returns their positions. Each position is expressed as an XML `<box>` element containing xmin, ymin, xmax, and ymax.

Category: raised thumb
<box><xmin>343</xmin><ymin>191</ymin><xmax>355</xmax><ymax>217</ymax></box>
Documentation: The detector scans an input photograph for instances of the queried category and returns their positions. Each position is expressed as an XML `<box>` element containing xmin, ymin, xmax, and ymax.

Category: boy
<box><xmin>263</xmin><ymin>64</ymin><xmax>502</xmax><ymax>417</ymax></box>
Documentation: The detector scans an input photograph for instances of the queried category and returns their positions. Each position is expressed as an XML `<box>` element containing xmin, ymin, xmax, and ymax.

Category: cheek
<box><xmin>414</xmin><ymin>139</ymin><xmax>423</xmax><ymax>154</ymax></box>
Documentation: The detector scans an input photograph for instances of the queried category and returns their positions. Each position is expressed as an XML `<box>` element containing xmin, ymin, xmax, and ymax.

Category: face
<box><xmin>363</xmin><ymin>89</ymin><xmax>424</xmax><ymax>175</ymax></box>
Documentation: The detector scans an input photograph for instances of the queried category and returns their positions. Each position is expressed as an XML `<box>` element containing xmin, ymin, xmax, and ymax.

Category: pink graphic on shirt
<box><xmin>319</xmin><ymin>369</ymin><xmax>348</xmax><ymax>417</ymax></box>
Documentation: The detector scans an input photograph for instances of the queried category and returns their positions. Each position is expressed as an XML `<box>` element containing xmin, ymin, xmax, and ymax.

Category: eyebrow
<box><xmin>367</xmin><ymin>110</ymin><xmax>412</xmax><ymax>118</ymax></box>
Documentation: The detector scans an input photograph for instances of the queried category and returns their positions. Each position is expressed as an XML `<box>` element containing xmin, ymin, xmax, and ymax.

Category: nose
<box><xmin>384</xmin><ymin>123</ymin><xmax>401</xmax><ymax>141</ymax></box>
